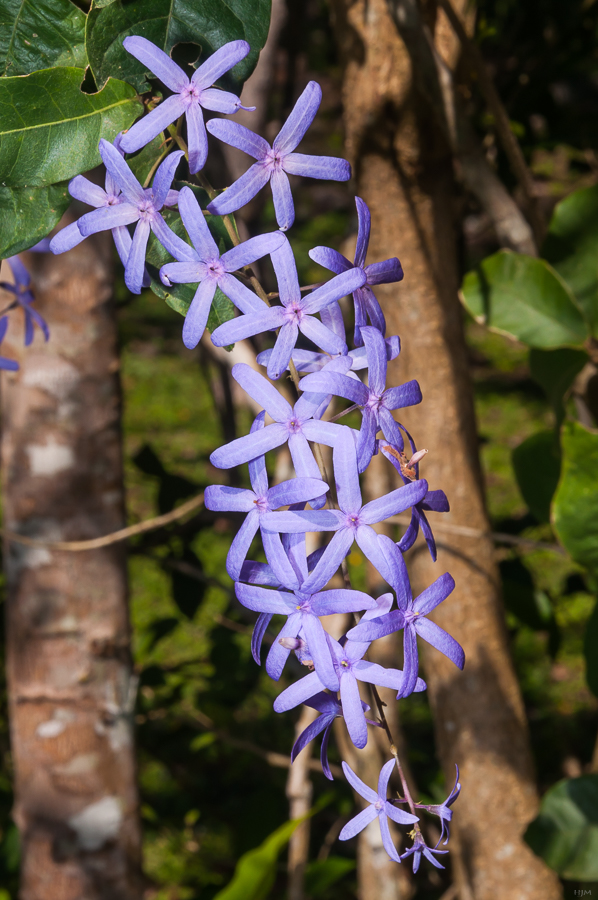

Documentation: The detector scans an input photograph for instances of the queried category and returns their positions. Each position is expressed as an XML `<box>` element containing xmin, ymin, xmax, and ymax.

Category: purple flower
<box><xmin>120</xmin><ymin>37</ymin><xmax>253</xmax><ymax>173</ymax></box>
<box><xmin>347</xmin><ymin>536</ymin><xmax>464</xmax><ymax>697</ymax></box>
<box><xmin>0</xmin><ymin>317</ymin><xmax>19</xmax><ymax>371</ymax></box>
<box><xmin>400</xmin><ymin>830</ymin><xmax>448</xmax><ymax>873</ymax></box>
<box><xmin>309</xmin><ymin>197</ymin><xmax>403</xmax><ymax>345</ymax></box>
<box><xmin>49</xmin><ymin>134</ymin><xmax>168</xmax><ymax>289</ymax></box>
<box><xmin>0</xmin><ymin>256</ymin><xmax>48</xmax><ymax>345</ymax></box>
<box><xmin>292</xmin><ymin>693</ymin><xmax>378</xmax><ymax>781</ymax></box>
<box><xmin>261</xmin><ymin>427</ymin><xmax>428</xmax><ymax>592</ymax></box>
<box><xmin>235</xmin><ymin>578</ymin><xmax>377</xmax><ymax>690</ymax></box>
<box><xmin>273</xmin><ymin>629</ymin><xmax>426</xmax><ymax>749</ymax></box>
<box><xmin>206</xmin><ymin>81</ymin><xmax>351</xmax><ymax>230</ymax></box>
<box><xmin>299</xmin><ymin>326</ymin><xmax>422</xmax><ymax>472</ymax></box>
<box><xmin>209</xmin><ymin>363</ymin><xmax>347</xmax><ymax>507</ymax></box>
<box><xmin>74</xmin><ymin>140</ymin><xmax>189</xmax><ymax>294</ymax></box>
<box><xmin>339</xmin><ymin>760</ymin><xmax>419</xmax><ymax>862</ymax></box>
<box><xmin>415</xmin><ymin>765</ymin><xmax>460</xmax><ymax>846</ymax></box>
<box><xmin>211</xmin><ymin>239</ymin><xmax>365</xmax><ymax>380</ymax></box>
<box><xmin>205</xmin><ymin>411</ymin><xmax>328</xmax><ymax>580</ymax></box>
<box><xmin>379</xmin><ymin>435</ymin><xmax>449</xmax><ymax>562</ymax></box>
<box><xmin>256</xmin><ymin>332</ymin><xmax>401</xmax><ymax>376</ymax></box>
<box><xmin>159</xmin><ymin>186</ymin><xmax>284</xmax><ymax>348</ymax></box>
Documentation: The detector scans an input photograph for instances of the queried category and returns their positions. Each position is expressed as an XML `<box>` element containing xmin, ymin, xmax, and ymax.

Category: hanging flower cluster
<box><xmin>38</xmin><ymin>35</ymin><xmax>464</xmax><ymax>869</ymax></box>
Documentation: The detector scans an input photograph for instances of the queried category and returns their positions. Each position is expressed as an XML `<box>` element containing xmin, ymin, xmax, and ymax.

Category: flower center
<box><xmin>346</xmin><ymin>513</ymin><xmax>361</xmax><ymax>530</ymax></box>
<box><xmin>284</xmin><ymin>303</ymin><xmax>303</xmax><ymax>325</ymax></box>
<box><xmin>265</xmin><ymin>149</ymin><xmax>285</xmax><ymax>171</ymax></box>
<box><xmin>106</xmin><ymin>194</ymin><xmax>120</xmax><ymax>206</ymax></box>
<box><xmin>204</xmin><ymin>258</ymin><xmax>225</xmax><ymax>279</ymax></box>
<box><xmin>181</xmin><ymin>84</ymin><xmax>201</xmax><ymax>104</ymax></box>
<box><xmin>287</xmin><ymin>418</ymin><xmax>302</xmax><ymax>434</ymax></box>
<box><xmin>374</xmin><ymin>799</ymin><xmax>384</xmax><ymax>811</ymax></box>
<box><xmin>253</xmin><ymin>496</ymin><xmax>270</xmax><ymax>513</ymax></box>
<box><xmin>366</xmin><ymin>393</ymin><xmax>383</xmax><ymax>412</ymax></box>
<box><xmin>137</xmin><ymin>195</ymin><xmax>156</xmax><ymax>221</ymax></box>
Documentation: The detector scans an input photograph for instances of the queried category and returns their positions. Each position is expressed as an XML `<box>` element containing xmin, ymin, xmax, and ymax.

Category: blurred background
<box><xmin>1</xmin><ymin>0</ymin><xmax>598</xmax><ymax>898</ymax></box>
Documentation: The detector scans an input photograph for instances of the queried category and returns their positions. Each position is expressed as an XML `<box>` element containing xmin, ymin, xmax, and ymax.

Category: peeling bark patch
<box><xmin>36</xmin><ymin>708</ymin><xmax>75</xmax><ymax>739</ymax></box>
<box><xmin>27</xmin><ymin>438</ymin><xmax>74</xmax><ymax>476</ymax></box>
<box><xmin>68</xmin><ymin>796</ymin><xmax>123</xmax><ymax>851</ymax></box>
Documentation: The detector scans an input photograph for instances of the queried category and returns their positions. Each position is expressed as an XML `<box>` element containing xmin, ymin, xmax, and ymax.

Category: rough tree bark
<box><xmin>0</xmin><ymin>234</ymin><xmax>143</xmax><ymax>899</ymax></box>
<box><xmin>330</xmin><ymin>1</ymin><xmax>562</xmax><ymax>898</ymax></box>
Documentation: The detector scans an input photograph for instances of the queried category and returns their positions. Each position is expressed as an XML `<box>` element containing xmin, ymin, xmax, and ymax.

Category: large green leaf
<box><xmin>460</xmin><ymin>250</ymin><xmax>588</xmax><ymax>348</ymax></box>
<box><xmin>529</xmin><ymin>347</ymin><xmax>588</xmax><ymax>425</ymax></box>
<box><xmin>0</xmin><ymin>182</ymin><xmax>69</xmax><ymax>257</ymax></box>
<box><xmin>86</xmin><ymin>0</ymin><xmax>271</xmax><ymax>94</ymax></box>
<box><xmin>525</xmin><ymin>774</ymin><xmax>598</xmax><ymax>880</ymax></box>
<box><xmin>543</xmin><ymin>184</ymin><xmax>598</xmax><ymax>336</ymax></box>
<box><xmin>212</xmin><ymin>817</ymin><xmax>302</xmax><ymax>900</ymax></box>
<box><xmin>0</xmin><ymin>0</ymin><xmax>87</xmax><ymax>76</ymax></box>
<box><xmin>553</xmin><ymin>419</ymin><xmax>598</xmax><ymax>574</ymax></box>
<box><xmin>0</xmin><ymin>68</ymin><xmax>141</xmax><ymax>188</ymax></box>
<box><xmin>512</xmin><ymin>429</ymin><xmax>561</xmax><ymax>523</ymax></box>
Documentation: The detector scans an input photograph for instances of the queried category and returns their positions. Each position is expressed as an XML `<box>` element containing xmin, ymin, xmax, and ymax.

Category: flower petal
<box><xmin>49</xmin><ymin>222</ymin><xmax>85</xmax><ymax>254</ymax></box>
<box><xmin>178</xmin><ymin>185</ymin><xmax>219</xmax><ymax>258</ymax></box>
<box><xmin>274</xmin><ymin>81</ymin><xmax>322</xmax><ymax>153</ymax></box>
<box><xmin>226</xmin><ymin>508</ymin><xmax>260</xmax><ymax>580</ymax></box>
<box><xmin>98</xmin><ymin>138</ymin><xmax>144</xmax><ymax>202</ymax></box>
<box><xmin>192</xmin><ymin>39</ymin><xmax>251</xmax><ymax>89</ymax></box>
<box><xmin>210</xmin><ymin>422</ymin><xmax>288</xmax><ymax>469</ymax></box>
<box><xmin>222</xmin><ymin>231</ymin><xmax>286</xmax><ymax>273</ymax></box>
<box><xmin>251</xmin><ymin>612</ymin><xmax>272</xmax><ymax>664</ymax></box>
<box><xmin>365</xmin><ymin>257</ymin><xmax>404</xmax><ymax>285</ymax></box>
<box><xmin>354</xmin><ymin>197</ymin><xmax>371</xmax><ymax>268</ymax></box>
<box><xmin>414</xmin><ymin>617</ymin><xmax>464</xmax><ymax>669</ymax></box>
<box><xmin>68</xmin><ymin>174</ymin><xmax>107</xmax><ymax>207</ymax></box>
<box><xmin>206</xmin><ymin>118</ymin><xmax>270</xmax><ymax>159</ymax></box>
<box><xmin>333</xmin><ymin>428</ymin><xmax>363</xmax><ymax>514</ymax></box>
<box><xmin>360</xmin><ymin>480</ymin><xmax>429</xmax><ymax>525</ymax></box>
<box><xmin>338</xmin><ymin>806</ymin><xmax>378</xmax><ymax>841</ymax></box>
<box><xmin>341</xmin><ymin>761</ymin><xmax>378</xmax><ymax>805</ymax></box>
<box><xmin>123</xmin><ymin>36</ymin><xmax>188</xmax><ymax>92</ymax></box>
<box><xmin>182</xmin><ymin>280</ymin><xmax>217</xmax><ymax>349</ymax></box>
<box><xmin>360</xmin><ymin>326</ymin><xmax>387</xmax><ymax>396</ymax></box>
<box><xmin>211</xmin><ymin>306</ymin><xmax>284</xmax><ymax>347</ymax></box>
<box><xmin>271</xmin><ymin>168</ymin><xmax>294</xmax><ymax>231</ymax></box>
<box><xmin>207</xmin><ymin>162</ymin><xmax>271</xmax><ymax>215</ymax></box>
<box><xmin>152</xmin><ymin>149</ymin><xmax>185</xmax><ymax>208</ymax></box>
<box><xmin>78</xmin><ymin>204</ymin><xmax>139</xmax><ymax>237</ymax></box>
<box><xmin>125</xmin><ymin>219</ymin><xmax>151</xmax><ymax>294</ymax></box>
<box><xmin>283</xmin><ymin>152</ymin><xmax>351</xmax><ymax>181</ymax></box>
<box><xmin>308</xmin><ymin>246</ymin><xmax>352</xmax><ymax>275</ymax></box>
<box><xmin>232</xmin><ymin>363</ymin><xmax>292</xmax><ymax>421</ymax></box>
<box><xmin>204</xmin><ymin>484</ymin><xmax>255</xmax><ymax>512</ymax></box>
<box><xmin>268</xmin><ymin>322</ymin><xmax>299</xmax><ymax>380</ymax></box>
<box><xmin>199</xmin><ymin>87</ymin><xmax>245</xmax><ymax>113</ymax></box>
<box><xmin>378</xmin><ymin>813</ymin><xmax>401</xmax><ymax>862</ymax></box>
<box><xmin>303</xmin><ymin>267</ymin><xmax>367</xmax><ymax>315</ymax></box>
<box><xmin>273</xmin><ymin>670</ymin><xmax>324</xmax><ymax>712</ymax></box>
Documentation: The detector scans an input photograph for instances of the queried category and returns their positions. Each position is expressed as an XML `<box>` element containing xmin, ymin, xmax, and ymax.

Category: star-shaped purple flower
<box><xmin>0</xmin><ymin>317</ymin><xmax>18</xmax><ymax>371</ymax></box>
<box><xmin>299</xmin><ymin>326</ymin><xmax>422</xmax><ymax>472</ymax></box>
<box><xmin>309</xmin><ymin>196</ymin><xmax>403</xmax><ymax>345</ymax></box>
<box><xmin>400</xmin><ymin>830</ymin><xmax>449</xmax><ymax>873</ymax></box>
<box><xmin>273</xmin><ymin>628</ymin><xmax>426</xmax><ymax>749</ymax></box>
<box><xmin>206</xmin><ymin>81</ymin><xmax>351</xmax><ymax>230</ymax></box>
<box><xmin>415</xmin><ymin>764</ymin><xmax>460</xmax><ymax>846</ymax></box>
<box><xmin>159</xmin><ymin>186</ymin><xmax>285</xmax><ymax>348</ymax></box>
<box><xmin>291</xmin><ymin>692</ymin><xmax>379</xmax><ymax>781</ymax></box>
<box><xmin>235</xmin><ymin>575</ymin><xmax>377</xmax><ymax>690</ymax></box>
<box><xmin>205</xmin><ymin>411</ymin><xmax>328</xmax><ymax>580</ymax></box>
<box><xmin>0</xmin><ymin>256</ymin><xmax>48</xmax><ymax>346</ymax></box>
<box><xmin>49</xmin><ymin>134</ymin><xmax>169</xmax><ymax>288</ymax></box>
<box><xmin>261</xmin><ymin>427</ymin><xmax>428</xmax><ymax>592</ymax></box>
<box><xmin>120</xmin><ymin>37</ymin><xmax>253</xmax><ymax>173</ymax></box>
<box><xmin>209</xmin><ymin>363</ymin><xmax>347</xmax><ymax>508</ymax></box>
<box><xmin>347</xmin><ymin>536</ymin><xmax>464</xmax><ymax>697</ymax></box>
<box><xmin>339</xmin><ymin>760</ymin><xmax>419</xmax><ymax>862</ymax></box>
<box><xmin>211</xmin><ymin>239</ymin><xmax>365</xmax><ymax>380</ymax></box>
<box><xmin>378</xmin><ymin>434</ymin><xmax>449</xmax><ymax>562</ymax></box>
<box><xmin>75</xmin><ymin>140</ymin><xmax>189</xmax><ymax>294</ymax></box>
<box><xmin>256</xmin><ymin>331</ymin><xmax>401</xmax><ymax>377</ymax></box>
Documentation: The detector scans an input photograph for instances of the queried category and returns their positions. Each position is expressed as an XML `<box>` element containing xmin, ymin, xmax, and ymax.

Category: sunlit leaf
<box><xmin>0</xmin><ymin>0</ymin><xmax>87</xmax><ymax>76</ymax></box>
<box><xmin>460</xmin><ymin>250</ymin><xmax>588</xmax><ymax>348</ymax></box>
<box><xmin>553</xmin><ymin>419</ymin><xmax>598</xmax><ymax>574</ymax></box>
<box><xmin>0</xmin><ymin>68</ymin><xmax>141</xmax><ymax>188</ymax></box>
<box><xmin>512</xmin><ymin>429</ymin><xmax>561</xmax><ymax>523</ymax></box>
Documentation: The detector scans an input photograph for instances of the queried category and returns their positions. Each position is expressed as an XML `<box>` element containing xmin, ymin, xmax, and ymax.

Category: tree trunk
<box><xmin>0</xmin><ymin>234</ymin><xmax>143</xmax><ymax>899</ymax></box>
<box><xmin>330</xmin><ymin>1</ymin><xmax>562</xmax><ymax>898</ymax></box>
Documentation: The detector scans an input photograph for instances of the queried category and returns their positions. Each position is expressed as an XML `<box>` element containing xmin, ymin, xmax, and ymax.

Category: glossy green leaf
<box><xmin>553</xmin><ymin>419</ymin><xmax>598</xmax><ymax>574</ymax></box>
<box><xmin>460</xmin><ymin>250</ymin><xmax>588</xmax><ymax>348</ymax></box>
<box><xmin>543</xmin><ymin>184</ymin><xmax>598</xmax><ymax>336</ymax></box>
<box><xmin>0</xmin><ymin>68</ymin><xmax>141</xmax><ymax>189</ymax></box>
<box><xmin>584</xmin><ymin>599</ymin><xmax>598</xmax><ymax>698</ymax></box>
<box><xmin>512</xmin><ymin>429</ymin><xmax>561</xmax><ymax>523</ymax></box>
<box><xmin>0</xmin><ymin>182</ymin><xmax>69</xmax><ymax>257</ymax></box>
<box><xmin>144</xmin><ymin>201</ymin><xmax>235</xmax><ymax>335</ymax></box>
<box><xmin>212</xmin><ymin>817</ymin><xmax>302</xmax><ymax>900</ymax></box>
<box><xmin>525</xmin><ymin>774</ymin><xmax>598</xmax><ymax>880</ymax></box>
<box><xmin>500</xmin><ymin>557</ymin><xmax>560</xmax><ymax>654</ymax></box>
<box><xmin>0</xmin><ymin>0</ymin><xmax>87</xmax><ymax>76</ymax></box>
<box><xmin>86</xmin><ymin>0</ymin><xmax>271</xmax><ymax>94</ymax></box>
<box><xmin>529</xmin><ymin>347</ymin><xmax>588</xmax><ymax>425</ymax></box>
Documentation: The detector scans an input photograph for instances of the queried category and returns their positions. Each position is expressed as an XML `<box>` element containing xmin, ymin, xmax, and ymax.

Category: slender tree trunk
<box><xmin>0</xmin><ymin>234</ymin><xmax>143</xmax><ymax>899</ymax></box>
<box><xmin>330</xmin><ymin>1</ymin><xmax>562</xmax><ymax>898</ymax></box>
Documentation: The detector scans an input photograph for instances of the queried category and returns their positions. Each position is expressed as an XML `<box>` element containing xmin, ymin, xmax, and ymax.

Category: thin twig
<box><xmin>1</xmin><ymin>493</ymin><xmax>204</xmax><ymax>551</ymax></box>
